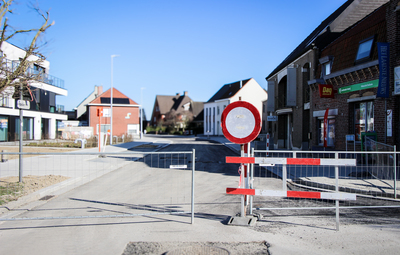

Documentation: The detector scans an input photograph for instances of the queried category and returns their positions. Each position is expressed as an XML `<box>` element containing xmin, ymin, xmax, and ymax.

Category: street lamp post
<box><xmin>140</xmin><ymin>87</ymin><xmax>145</xmax><ymax>139</ymax></box>
<box><xmin>110</xmin><ymin>54</ymin><xmax>119</xmax><ymax>145</ymax></box>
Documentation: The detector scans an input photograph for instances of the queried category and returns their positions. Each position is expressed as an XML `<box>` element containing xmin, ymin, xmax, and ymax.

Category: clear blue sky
<box><xmin>8</xmin><ymin>0</ymin><xmax>347</xmax><ymax>119</ymax></box>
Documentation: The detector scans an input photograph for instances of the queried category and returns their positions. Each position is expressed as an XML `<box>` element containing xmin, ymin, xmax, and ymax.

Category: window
<box><xmin>354</xmin><ymin>101</ymin><xmax>374</xmax><ymax>141</ymax></box>
<box><xmin>0</xmin><ymin>117</ymin><xmax>8</xmax><ymax>141</ymax></box>
<box><xmin>356</xmin><ymin>37</ymin><xmax>374</xmax><ymax>62</ymax></box>
<box><xmin>324</xmin><ymin>62</ymin><xmax>331</xmax><ymax>76</ymax></box>
<box><xmin>33</xmin><ymin>64</ymin><xmax>45</xmax><ymax>74</ymax></box>
<box><xmin>318</xmin><ymin>118</ymin><xmax>335</xmax><ymax>146</ymax></box>
<box><xmin>0</xmin><ymin>95</ymin><xmax>9</xmax><ymax>107</ymax></box>
<box><xmin>96</xmin><ymin>124</ymin><xmax>110</xmax><ymax>134</ymax></box>
<box><xmin>319</xmin><ymin>55</ymin><xmax>334</xmax><ymax>77</ymax></box>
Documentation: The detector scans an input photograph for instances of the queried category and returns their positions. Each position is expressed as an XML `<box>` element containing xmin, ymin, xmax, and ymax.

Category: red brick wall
<box><xmin>89</xmin><ymin>105</ymin><xmax>140</xmax><ymax>136</ymax></box>
<box><xmin>313</xmin><ymin>4</ymin><xmax>390</xmax><ymax>150</ymax></box>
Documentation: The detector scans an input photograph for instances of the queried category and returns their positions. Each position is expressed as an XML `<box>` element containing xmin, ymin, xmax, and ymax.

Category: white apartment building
<box><xmin>0</xmin><ymin>41</ymin><xmax>67</xmax><ymax>141</ymax></box>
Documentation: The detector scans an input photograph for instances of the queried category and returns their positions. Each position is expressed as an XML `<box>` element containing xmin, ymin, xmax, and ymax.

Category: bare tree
<box><xmin>0</xmin><ymin>0</ymin><xmax>54</xmax><ymax>95</ymax></box>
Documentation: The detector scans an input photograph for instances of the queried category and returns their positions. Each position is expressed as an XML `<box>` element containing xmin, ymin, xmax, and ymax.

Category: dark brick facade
<box><xmin>311</xmin><ymin>2</ymin><xmax>399</xmax><ymax>151</ymax></box>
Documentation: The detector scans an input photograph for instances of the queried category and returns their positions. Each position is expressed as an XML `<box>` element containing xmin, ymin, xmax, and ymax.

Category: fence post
<box><xmin>191</xmin><ymin>149</ymin><xmax>195</xmax><ymax>224</ymax></box>
<box><xmin>250</xmin><ymin>147</ymin><xmax>254</xmax><ymax>215</ymax></box>
<box><xmin>335</xmin><ymin>152</ymin><xmax>340</xmax><ymax>231</ymax></box>
<box><xmin>394</xmin><ymin>145</ymin><xmax>397</xmax><ymax>199</ymax></box>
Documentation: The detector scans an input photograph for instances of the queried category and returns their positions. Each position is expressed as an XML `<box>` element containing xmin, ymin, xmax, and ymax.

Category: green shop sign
<box><xmin>338</xmin><ymin>79</ymin><xmax>379</xmax><ymax>94</ymax></box>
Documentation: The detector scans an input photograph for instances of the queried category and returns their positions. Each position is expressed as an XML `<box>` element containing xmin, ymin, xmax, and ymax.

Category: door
<box><xmin>278</xmin><ymin>115</ymin><xmax>289</xmax><ymax>149</ymax></box>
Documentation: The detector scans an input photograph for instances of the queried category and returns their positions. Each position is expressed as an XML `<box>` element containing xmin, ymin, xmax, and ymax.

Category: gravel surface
<box><xmin>122</xmin><ymin>241</ymin><xmax>270</xmax><ymax>255</ymax></box>
<box><xmin>0</xmin><ymin>175</ymin><xmax>69</xmax><ymax>204</ymax></box>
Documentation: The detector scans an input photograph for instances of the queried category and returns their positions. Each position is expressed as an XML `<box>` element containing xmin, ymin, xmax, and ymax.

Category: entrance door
<box><xmin>42</xmin><ymin>118</ymin><xmax>49</xmax><ymax>139</ymax></box>
<box><xmin>278</xmin><ymin>115</ymin><xmax>287</xmax><ymax>148</ymax></box>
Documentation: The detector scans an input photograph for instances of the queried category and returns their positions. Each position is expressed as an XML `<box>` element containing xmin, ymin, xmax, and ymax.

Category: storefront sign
<box><xmin>319</xmin><ymin>84</ymin><xmax>334</xmax><ymax>98</ymax></box>
<box><xmin>394</xmin><ymin>66</ymin><xmax>400</xmax><ymax>95</ymax></box>
<box><xmin>377</xmin><ymin>42</ymin><xmax>389</xmax><ymax>98</ymax></box>
<box><xmin>338</xmin><ymin>79</ymin><xmax>379</xmax><ymax>94</ymax></box>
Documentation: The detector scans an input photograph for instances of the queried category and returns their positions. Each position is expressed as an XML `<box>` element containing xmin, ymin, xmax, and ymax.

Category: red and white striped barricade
<box><xmin>226</xmin><ymin>156</ymin><xmax>357</xmax><ymax>201</ymax></box>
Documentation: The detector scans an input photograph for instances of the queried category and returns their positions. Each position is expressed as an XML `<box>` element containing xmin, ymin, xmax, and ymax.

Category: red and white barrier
<box><xmin>226</xmin><ymin>157</ymin><xmax>356</xmax><ymax>166</ymax></box>
<box><xmin>226</xmin><ymin>188</ymin><xmax>356</xmax><ymax>201</ymax></box>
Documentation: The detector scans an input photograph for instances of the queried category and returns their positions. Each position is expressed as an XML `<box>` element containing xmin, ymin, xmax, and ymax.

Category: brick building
<box><xmin>309</xmin><ymin>1</ymin><xmax>396</xmax><ymax>150</ymax></box>
<box><xmin>87</xmin><ymin>88</ymin><xmax>140</xmax><ymax>138</ymax></box>
<box><xmin>266</xmin><ymin>0</ymin><xmax>391</xmax><ymax>151</ymax></box>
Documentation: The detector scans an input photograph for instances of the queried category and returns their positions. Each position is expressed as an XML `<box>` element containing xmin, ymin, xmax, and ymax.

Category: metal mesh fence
<box><xmin>0</xmin><ymin>151</ymin><xmax>194</xmax><ymax>222</ymax></box>
<box><xmin>251</xmin><ymin>150</ymin><xmax>400</xmax><ymax>212</ymax></box>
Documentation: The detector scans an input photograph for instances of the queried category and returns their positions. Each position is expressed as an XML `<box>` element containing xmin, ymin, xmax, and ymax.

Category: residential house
<box><xmin>265</xmin><ymin>0</ymin><xmax>388</xmax><ymax>150</ymax></box>
<box><xmin>0</xmin><ymin>41</ymin><xmax>67</xmax><ymax>141</ymax></box>
<box><xmin>75</xmin><ymin>85</ymin><xmax>103</xmax><ymax>122</ymax></box>
<box><xmin>204</xmin><ymin>78</ymin><xmax>267</xmax><ymax>136</ymax></box>
<box><xmin>150</xmin><ymin>91</ymin><xmax>202</xmax><ymax>132</ymax></box>
<box><xmin>87</xmin><ymin>88</ymin><xmax>140</xmax><ymax>138</ymax></box>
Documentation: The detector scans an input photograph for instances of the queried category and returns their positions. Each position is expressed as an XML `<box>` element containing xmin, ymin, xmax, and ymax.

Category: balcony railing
<box><xmin>1</xmin><ymin>58</ymin><xmax>65</xmax><ymax>89</ymax></box>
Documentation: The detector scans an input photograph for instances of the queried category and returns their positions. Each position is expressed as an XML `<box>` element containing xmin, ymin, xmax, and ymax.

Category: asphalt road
<box><xmin>1</xmin><ymin>136</ymin><xmax>400</xmax><ymax>255</ymax></box>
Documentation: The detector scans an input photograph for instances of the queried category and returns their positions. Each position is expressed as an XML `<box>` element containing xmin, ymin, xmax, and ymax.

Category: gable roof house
<box><xmin>150</xmin><ymin>91</ymin><xmax>202</xmax><ymax>133</ymax></box>
<box><xmin>74</xmin><ymin>85</ymin><xmax>103</xmax><ymax>122</ymax></box>
<box><xmin>265</xmin><ymin>0</ymin><xmax>388</xmax><ymax>150</ymax></box>
<box><xmin>87</xmin><ymin>87</ymin><xmax>140</xmax><ymax>139</ymax></box>
<box><xmin>204</xmin><ymin>78</ymin><xmax>267</xmax><ymax>136</ymax></box>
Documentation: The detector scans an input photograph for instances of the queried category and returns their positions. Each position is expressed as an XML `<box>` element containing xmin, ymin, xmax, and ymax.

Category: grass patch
<box><xmin>0</xmin><ymin>181</ymin><xmax>24</xmax><ymax>205</ymax></box>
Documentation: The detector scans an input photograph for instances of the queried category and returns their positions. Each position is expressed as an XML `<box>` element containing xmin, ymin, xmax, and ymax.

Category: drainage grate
<box><xmin>39</xmin><ymin>195</ymin><xmax>55</xmax><ymax>201</ymax></box>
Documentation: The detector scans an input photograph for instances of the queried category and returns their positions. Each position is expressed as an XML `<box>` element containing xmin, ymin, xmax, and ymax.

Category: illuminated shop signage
<box><xmin>318</xmin><ymin>84</ymin><xmax>334</xmax><ymax>98</ymax></box>
<box><xmin>338</xmin><ymin>79</ymin><xmax>379</xmax><ymax>94</ymax></box>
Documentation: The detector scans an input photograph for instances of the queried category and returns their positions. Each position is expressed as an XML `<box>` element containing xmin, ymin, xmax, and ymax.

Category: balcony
<box><xmin>1</xmin><ymin>58</ymin><xmax>65</xmax><ymax>89</ymax></box>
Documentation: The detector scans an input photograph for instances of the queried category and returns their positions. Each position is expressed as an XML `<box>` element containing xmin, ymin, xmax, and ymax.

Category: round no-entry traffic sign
<box><xmin>221</xmin><ymin>101</ymin><xmax>261</xmax><ymax>144</ymax></box>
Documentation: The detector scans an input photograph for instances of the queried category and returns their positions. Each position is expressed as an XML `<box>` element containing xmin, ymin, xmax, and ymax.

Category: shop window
<box><xmin>318</xmin><ymin>118</ymin><xmax>335</xmax><ymax>147</ymax></box>
<box><xmin>354</xmin><ymin>101</ymin><xmax>374</xmax><ymax>141</ymax></box>
<box><xmin>15</xmin><ymin>117</ymin><xmax>33</xmax><ymax>140</ymax></box>
<box><xmin>355</xmin><ymin>37</ymin><xmax>374</xmax><ymax>63</ymax></box>
<box><xmin>0</xmin><ymin>117</ymin><xmax>8</xmax><ymax>141</ymax></box>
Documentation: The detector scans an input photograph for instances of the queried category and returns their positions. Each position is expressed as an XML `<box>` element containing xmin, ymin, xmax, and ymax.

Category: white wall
<box><xmin>230</xmin><ymin>78</ymin><xmax>268</xmax><ymax>120</ymax></box>
<box><xmin>1</xmin><ymin>41</ymin><xmax>50</xmax><ymax>72</ymax></box>
<box><xmin>204</xmin><ymin>78</ymin><xmax>268</xmax><ymax>136</ymax></box>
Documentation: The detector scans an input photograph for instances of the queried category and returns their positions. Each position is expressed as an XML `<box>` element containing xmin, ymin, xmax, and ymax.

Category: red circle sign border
<box><xmin>221</xmin><ymin>101</ymin><xmax>261</xmax><ymax>144</ymax></box>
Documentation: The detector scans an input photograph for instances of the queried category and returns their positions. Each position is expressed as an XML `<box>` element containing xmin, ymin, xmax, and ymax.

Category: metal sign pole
<box><xmin>19</xmin><ymin>84</ymin><xmax>23</xmax><ymax>183</ymax></box>
<box><xmin>240</xmin><ymin>144</ymin><xmax>245</xmax><ymax>217</ymax></box>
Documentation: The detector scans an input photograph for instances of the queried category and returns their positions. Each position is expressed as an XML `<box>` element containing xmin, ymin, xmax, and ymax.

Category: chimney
<box><xmin>95</xmin><ymin>85</ymin><xmax>103</xmax><ymax>97</ymax></box>
<box><xmin>184</xmin><ymin>91</ymin><xmax>188</xmax><ymax>96</ymax></box>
